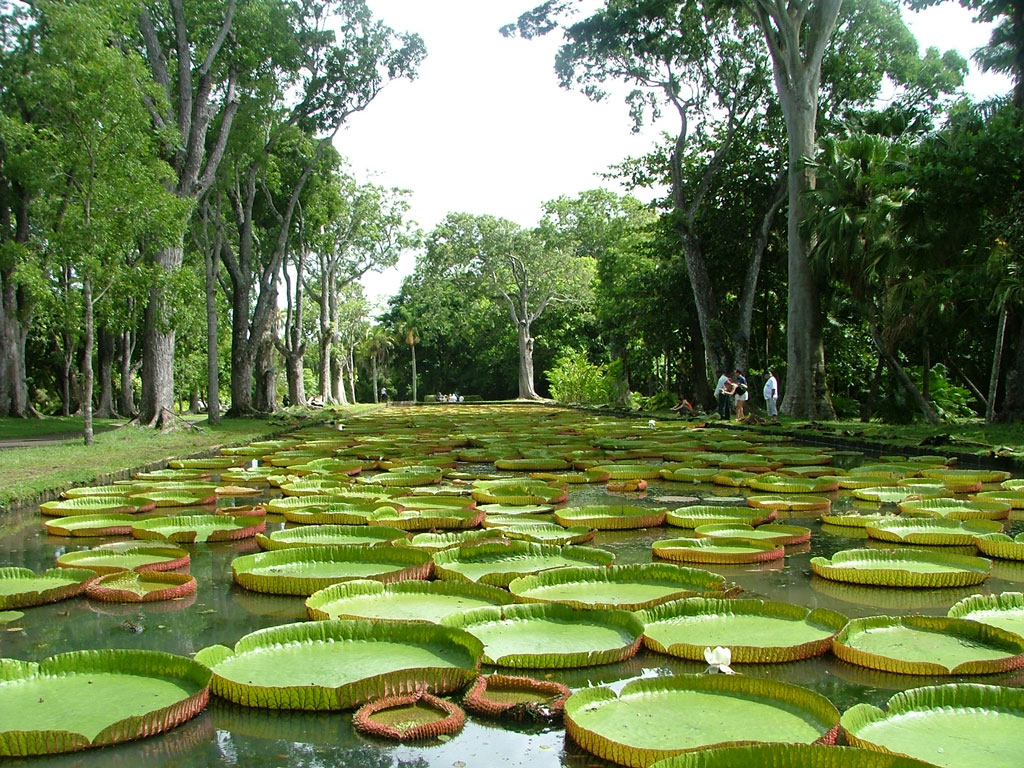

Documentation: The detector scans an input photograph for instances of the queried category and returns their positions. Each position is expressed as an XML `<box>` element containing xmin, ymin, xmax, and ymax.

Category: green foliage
<box><xmin>546</xmin><ymin>348</ymin><xmax>611</xmax><ymax>405</ymax></box>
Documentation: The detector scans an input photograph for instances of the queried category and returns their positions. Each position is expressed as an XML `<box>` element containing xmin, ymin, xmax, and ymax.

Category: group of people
<box><xmin>437</xmin><ymin>392</ymin><xmax>463</xmax><ymax>403</ymax></box>
<box><xmin>713</xmin><ymin>368</ymin><xmax>778</xmax><ymax>422</ymax></box>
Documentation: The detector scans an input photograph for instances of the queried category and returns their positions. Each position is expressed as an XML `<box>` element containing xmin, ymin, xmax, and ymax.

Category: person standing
<box><xmin>763</xmin><ymin>370</ymin><xmax>779</xmax><ymax>422</ymax></box>
<box><xmin>713</xmin><ymin>370</ymin><xmax>733</xmax><ymax>420</ymax></box>
<box><xmin>733</xmin><ymin>369</ymin><xmax>749</xmax><ymax>420</ymax></box>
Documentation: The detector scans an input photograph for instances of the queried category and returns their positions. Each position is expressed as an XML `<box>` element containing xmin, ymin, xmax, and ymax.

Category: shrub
<box><xmin>546</xmin><ymin>349</ymin><xmax>611</xmax><ymax>405</ymax></box>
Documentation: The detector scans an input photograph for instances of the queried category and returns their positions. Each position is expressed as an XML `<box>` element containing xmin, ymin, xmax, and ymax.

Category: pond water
<box><xmin>1</xmin><ymin>417</ymin><xmax>1022</xmax><ymax>768</ymax></box>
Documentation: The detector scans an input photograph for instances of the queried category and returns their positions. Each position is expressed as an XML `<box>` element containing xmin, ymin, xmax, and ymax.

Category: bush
<box><xmin>634</xmin><ymin>391</ymin><xmax>677</xmax><ymax>412</ymax></box>
<box><xmin>546</xmin><ymin>349</ymin><xmax>611</xmax><ymax>405</ymax></box>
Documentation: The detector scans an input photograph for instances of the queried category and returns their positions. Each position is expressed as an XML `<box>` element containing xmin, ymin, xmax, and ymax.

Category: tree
<box><xmin>426</xmin><ymin>213</ymin><xmax>595</xmax><ymax>399</ymax></box>
<box><xmin>362</xmin><ymin>325</ymin><xmax>393</xmax><ymax>404</ymax></box>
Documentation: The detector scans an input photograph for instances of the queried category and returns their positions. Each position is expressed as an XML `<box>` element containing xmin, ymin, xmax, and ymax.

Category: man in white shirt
<box><xmin>713</xmin><ymin>370</ymin><xmax>731</xmax><ymax>420</ymax></box>
<box><xmin>763</xmin><ymin>371</ymin><xmax>779</xmax><ymax>422</ymax></box>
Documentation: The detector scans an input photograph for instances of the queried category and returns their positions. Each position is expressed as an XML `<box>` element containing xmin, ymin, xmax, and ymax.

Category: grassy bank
<box><xmin>0</xmin><ymin>406</ymin><xmax>378</xmax><ymax>513</ymax></box>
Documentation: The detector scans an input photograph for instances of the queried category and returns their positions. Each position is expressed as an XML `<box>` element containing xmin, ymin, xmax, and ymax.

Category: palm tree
<box><xmin>362</xmin><ymin>325</ymin><xmax>394</xmax><ymax>404</ymax></box>
<box><xmin>805</xmin><ymin>133</ymin><xmax>940</xmax><ymax>424</ymax></box>
<box><xmin>397</xmin><ymin>318</ymin><xmax>419</xmax><ymax>402</ymax></box>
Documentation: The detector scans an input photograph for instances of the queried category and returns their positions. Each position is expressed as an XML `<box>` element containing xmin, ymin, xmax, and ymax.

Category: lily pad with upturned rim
<box><xmin>564</xmin><ymin>674</ymin><xmax>840</xmax><ymax>768</ymax></box>
<box><xmin>231</xmin><ymin>545</ymin><xmax>433</xmax><ymax>596</ymax></box>
<box><xmin>44</xmin><ymin>513</ymin><xmax>137</xmax><ymax>537</ymax></box>
<box><xmin>491</xmin><ymin>522</ymin><xmax>596</xmax><ymax>546</ymax></box>
<box><xmin>84</xmin><ymin>571</ymin><xmax>197</xmax><ymax>603</ymax></box>
<box><xmin>744</xmin><ymin>495</ymin><xmax>831</xmax><ymax>513</ymax></box>
<box><xmin>130</xmin><ymin>514</ymin><xmax>266</xmax><ymax>543</ymax></box>
<box><xmin>305</xmin><ymin>579</ymin><xmax>516</xmax><ymax>623</ymax></box>
<box><xmin>440</xmin><ymin>602</ymin><xmax>643</xmax><ymax>669</ymax></box>
<box><xmin>842</xmin><ymin>683</ymin><xmax>1024</xmax><ymax>767</ymax></box>
<box><xmin>352</xmin><ymin>689</ymin><xmax>465</xmax><ymax>741</ymax></box>
<box><xmin>462</xmin><ymin>674</ymin><xmax>570</xmax><ymax>720</ymax></box>
<box><xmin>864</xmin><ymin>518</ymin><xmax>1001</xmax><ymax>546</ymax></box>
<box><xmin>431</xmin><ymin>541</ymin><xmax>614</xmax><ymax>587</ymax></box>
<box><xmin>194</xmin><ymin>619</ymin><xmax>482</xmax><ymax>710</ymax></box>
<box><xmin>948</xmin><ymin>592</ymin><xmax>1024</xmax><ymax>636</ymax></box>
<box><xmin>974</xmin><ymin>531</ymin><xmax>1024</xmax><ymax>560</ymax></box>
<box><xmin>507</xmin><ymin>564</ymin><xmax>737</xmax><ymax>611</ymax></box>
<box><xmin>0</xmin><ymin>567</ymin><xmax>96</xmax><ymax>609</ymax></box>
<box><xmin>897</xmin><ymin>497</ymin><xmax>1011</xmax><ymax>521</ymax></box>
<box><xmin>652</xmin><ymin>537</ymin><xmax>785</xmax><ymax>564</ymax></box>
<box><xmin>554</xmin><ymin>505</ymin><xmax>667</xmax><ymax>530</ymax></box>
<box><xmin>0</xmin><ymin>649</ymin><xmax>210</xmax><ymax>756</ymax></box>
<box><xmin>365</xmin><ymin>505</ymin><xmax>485</xmax><ymax>531</ymax></box>
<box><xmin>56</xmin><ymin>543</ymin><xmax>191</xmax><ymax>575</ymax></box>
<box><xmin>692</xmin><ymin>522</ymin><xmax>811</xmax><ymax>546</ymax></box>
<box><xmin>405</xmin><ymin>529</ymin><xmax>507</xmax><ymax>552</ymax></box>
<box><xmin>280</xmin><ymin>504</ymin><xmax>401</xmax><ymax>526</ymax></box>
<box><xmin>665</xmin><ymin>505</ymin><xmax>776</xmax><ymax>529</ymax></box>
<box><xmin>257</xmin><ymin>524</ymin><xmax>409</xmax><ymax>551</ymax></box>
<box><xmin>638</xmin><ymin>597</ymin><xmax>846</xmax><ymax>664</ymax></box>
<box><xmin>39</xmin><ymin>496</ymin><xmax>152</xmax><ymax>517</ymax></box>
<box><xmin>810</xmin><ymin>547</ymin><xmax>990</xmax><ymax>588</ymax></box>
<box><xmin>647</xmin><ymin>744</ymin><xmax>937</xmax><ymax>768</ymax></box>
<box><xmin>832</xmin><ymin>614</ymin><xmax>1024</xmax><ymax>675</ymax></box>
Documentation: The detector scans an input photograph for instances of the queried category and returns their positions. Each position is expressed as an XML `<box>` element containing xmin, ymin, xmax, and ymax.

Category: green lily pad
<box><xmin>493</xmin><ymin>458</ymin><xmax>570</xmax><ymax>471</ymax></box>
<box><xmin>853</xmin><ymin>487</ymin><xmax>940</xmax><ymax>504</ymax></box>
<box><xmin>820</xmin><ymin>511</ymin><xmax>901</xmax><ymax>528</ymax></box>
<box><xmin>431</xmin><ymin>541</ymin><xmax>614</xmax><ymax>587</ymax></box>
<box><xmin>134</xmin><ymin>468</ymin><xmax>210</xmax><ymax>481</ymax></box>
<box><xmin>974</xmin><ymin>489</ymin><xmax>1024</xmax><ymax>508</ymax></box>
<box><xmin>84</xmin><ymin>571</ymin><xmax>197</xmax><ymax>603</ymax></box>
<box><xmin>0</xmin><ymin>649</ymin><xmax>210</xmax><ymax>756</ymax></box>
<box><xmin>280</xmin><ymin>503</ymin><xmax>401</xmax><ymax>526</ymax></box>
<box><xmin>56</xmin><ymin>543</ymin><xmax>191</xmax><ymax>575</ymax></box>
<box><xmin>832</xmin><ymin>615</ymin><xmax>1024</xmax><ymax>675</ymax></box>
<box><xmin>257</xmin><ymin>524</ymin><xmax>409</xmax><ymax>551</ymax></box>
<box><xmin>169</xmin><ymin>457</ymin><xmax>241</xmax><ymax>470</ymax></box>
<box><xmin>745</xmin><ymin>495</ymin><xmax>832</xmax><ymax>513</ymax></box>
<box><xmin>0</xmin><ymin>611</ymin><xmax>24</xmax><ymax>623</ymax></box>
<box><xmin>471</xmin><ymin>483</ymin><xmax>568</xmax><ymax>505</ymax></box>
<box><xmin>648</xmin><ymin>744</ymin><xmax>936</xmax><ymax>768</ymax></box>
<box><xmin>665</xmin><ymin>505</ymin><xmax>775</xmax><ymax>529</ymax></box>
<box><xmin>508</xmin><ymin>564</ymin><xmax>736</xmax><ymax>611</ymax></box>
<box><xmin>810</xmin><ymin>548</ymin><xmax>991</xmax><ymax>588</ymax></box>
<box><xmin>0</xmin><ymin>567</ymin><xmax>96</xmax><ymax>609</ymax></box>
<box><xmin>130</xmin><ymin>514</ymin><xmax>266</xmax><ymax>543</ymax></box>
<box><xmin>745</xmin><ymin>475</ymin><xmax>840</xmax><ymax>493</ymax></box>
<box><xmin>974</xmin><ymin>531</ymin><xmax>1024</xmax><ymax>560</ymax></box>
<box><xmin>653</xmin><ymin>537</ymin><xmax>785</xmax><ymax>564</ymax></box>
<box><xmin>898</xmin><ymin>497</ymin><xmax>1011</xmax><ymax>521</ymax></box>
<box><xmin>44</xmin><ymin>513</ymin><xmax>139</xmax><ymax>537</ymax></box>
<box><xmin>864</xmin><ymin>518</ymin><xmax>1002</xmax><ymax>546</ymax></box>
<box><xmin>639</xmin><ymin>598</ymin><xmax>846</xmax><ymax>663</ymax></box>
<box><xmin>591</xmin><ymin>464</ymin><xmax>664</xmax><ymax>480</ymax></box>
<box><xmin>555</xmin><ymin>505</ymin><xmax>667</xmax><ymax>530</ymax></box>
<box><xmin>842</xmin><ymin>683</ymin><xmax>1024</xmax><ymax>767</ymax></box>
<box><xmin>948</xmin><ymin>592</ymin><xmax>1024</xmax><ymax>637</ymax></box>
<box><xmin>195</xmin><ymin>619</ymin><xmax>482</xmax><ymax>710</ymax></box>
<box><xmin>478</xmin><ymin>503</ymin><xmax>555</xmax><ymax>516</ymax></box>
<box><xmin>39</xmin><ymin>496</ymin><xmax>150</xmax><ymax>517</ymax></box>
<box><xmin>659</xmin><ymin>468</ymin><xmax>719</xmax><ymax>484</ymax></box>
<box><xmin>231</xmin><ymin>545</ymin><xmax>433</xmax><ymax>595</ymax></box>
<box><xmin>306</xmin><ymin>579</ymin><xmax>516</xmax><ymax>623</ymax></box>
<box><xmin>365</xmin><ymin>505</ymin><xmax>485</xmax><ymax>531</ymax></box>
<box><xmin>489</xmin><ymin>521</ymin><xmax>596</xmax><ymax>546</ymax></box>
<box><xmin>565</xmin><ymin>675</ymin><xmax>839</xmax><ymax>767</ymax></box>
<box><xmin>692</xmin><ymin>523</ymin><xmax>811</xmax><ymax>546</ymax></box>
<box><xmin>441</xmin><ymin>602</ymin><xmax>643</xmax><ymax>668</ymax></box>
<box><xmin>920</xmin><ymin>467</ymin><xmax>1011</xmax><ymax>484</ymax></box>
<box><xmin>61</xmin><ymin>485</ymin><xmax>135</xmax><ymax>499</ymax></box>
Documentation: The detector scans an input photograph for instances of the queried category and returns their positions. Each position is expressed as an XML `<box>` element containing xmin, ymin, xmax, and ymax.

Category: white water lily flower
<box><xmin>647</xmin><ymin>419</ymin><xmax>657</xmax><ymax>428</ymax></box>
<box><xmin>703</xmin><ymin>646</ymin><xmax>734</xmax><ymax>675</ymax></box>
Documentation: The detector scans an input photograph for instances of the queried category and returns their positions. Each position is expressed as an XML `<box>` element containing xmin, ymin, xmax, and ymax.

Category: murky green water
<box><xmin>2</xmin><ymin>456</ymin><xmax>1023</xmax><ymax>767</ymax></box>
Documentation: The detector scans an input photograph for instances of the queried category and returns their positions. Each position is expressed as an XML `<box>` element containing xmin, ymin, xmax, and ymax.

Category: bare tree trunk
<box><xmin>860</xmin><ymin>358</ymin><xmax>884</xmax><ymax>422</ymax></box>
<box><xmin>139</xmin><ymin>242</ymin><xmax>182</xmax><ymax>426</ymax></box>
<box><xmin>516</xmin><ymin>324</ymin><xmax>537</xmax><ymax>399</ymax></box>
<box><xmin>0</xmin><ymin>276</ymin><xmax>36</xmax><ymax>417</ymax></box>
<box><xmin>119</xmin><ymin>328</ymin><xmax>138</xmax><ymax>417</ymax></box>
<box><xmin>188</xmin><ymin>387</ymin><xmax>201</xmax><ymax>414</ymax></box>
<box><xmin>947</xmin><ymin>357</ymin><xmax>988</xmax><ymax>414</ymax></box>
<box><xmin>331</xmin><ymin>347</ymin><xmax>347</xmax><ymax>405</ymax></box>
<box><xmin>82</xmin><ymin>277</ymin><xmax>94</xmax><ymax>445</ymax></box>
<box><xmin>205</xmin><ymin>232</ymin><xmax>221</xmax><ymax>424</ymax></box>
<box><xmin>94</xmin><ymin>326</ymin><xmax>118</xmax><ymax>418</ymax></box>
<box><xmin>347</xmin><ymin>344</ymin><xmax>357</xmax><ymax>404</ymax></box>
<box><xmin>987</xmin><ymin>303</ymin><xmax>1009</xmax><ymax>422</ymax></box>
<box><xmin>371</xmin><ymin>356</ymin><xmax>379</xmax><ymax>403</ymax></box>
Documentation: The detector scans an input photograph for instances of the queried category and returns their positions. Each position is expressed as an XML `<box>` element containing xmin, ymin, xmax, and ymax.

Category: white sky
<box><xmin>339</xmin><ymin>1</ymin><xmax>1013</xmax><ymax>308</ymax></box>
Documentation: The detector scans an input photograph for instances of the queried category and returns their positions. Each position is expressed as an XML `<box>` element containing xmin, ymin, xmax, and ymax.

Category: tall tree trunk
<box><xmin>987</xmin><ymin>303</ymin><xmax>1009</xmax><ymax>422</ymax></box>
<box><xmin>347</xmin><ymin>344</ymin><xmax>357</xmax><ymax>404</ymax></box>
<box><xmin>922</xmin><ymin>342</ymin><xmax>932</xmax><ymax>405</ymax></box>
<box><xmin>371</xmin><ymin>356</ymin><xmax>380</xmax><ymax>403</ymax></box>
<box><xmin>867</xmin><ymin>306</ymin><xmax>940</xmax><ymax>425</ymax></box>
<box><xmin>139</xmin><ymin>242</ymin><xmax>182</xmax><ymax>426</ymax></box>
<box><xmin>82</xmin><ymin>277</ymin><xmax>94</xmax><ymax>445</ymax></box>
<box><xmin>331</xmin><ymin>347</ymin><xmax>347</xmax><ymax>405</ymax></box>
<box><xmin>95</xmin><ymin>326</ymin><xmax>117</xmax><ymax>418</ymax></box>
<box><xmin>860</xmin><ymin>358</ymin><xmax>884</xmax><ymax>422</ymax></box>
<box><xmin>253</xmin><ymin>322</ymin><xmax>277</xmax><ymax>413</ymax></box>
<box><xmin>228</xmin><ymin>271</ymin><xmax>256</xmax><ymax>415</ymax></box>
<box><xmin>188</xmin><ymin>387</ymin><xmax>201</xmax><ymax>414</ymax></box>
<box><xmin>205</xmin><ymin>234</ymin><xmax>221</xmax><ymax>424</ymax></box>
<box><xmin>0</xmin><ymin>277</ymin><xmax>36</xmax><ymax>417</ymax></box>
<box><xmin>516</xmin><ymin>324</ymin><xmax>537</xmax><ymax>399</ymax></box>
<box><xmin>119</xmin><ymin>328</ymin><xmax>138</xmax><ymax>417</ymax></box>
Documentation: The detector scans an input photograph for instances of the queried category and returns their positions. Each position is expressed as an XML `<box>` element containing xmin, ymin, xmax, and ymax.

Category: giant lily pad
<box><xmin>591</xmin><ymin>464</ymin><xmax>664</xmax><ymax>480</ymax></box>
<box><xmin>490</xmin><ymin>521</ymin><xmax>596</xmax><ymax>546</ymax></box>
<box><xmin>898</xmin><ymin>497</ymin><xmax>1011</xmax><ymax>521</ymax></box>
<box><xmin>555</xmin><ymin>505</ymin><xmax>667</xmax><ymax>530</ymax></box>
<box><xmin>194</xmin><ymin>619</ymin><xmax>481</xmax><ymax>710</ymax></box>
<box><xmin>564</xmin><ymin>675</ymin><xmax>839</xmax><ymax>768</ymax></box>
<box><xmin>56</xmin><ymin>543</ymin><xmax>191</xmax><ymax>575</ymax></box>
<box><xmin>638</xmin><ymin>598</ymin><xmax>846</xmax><ymax>663</ymax></box>
<box><xmin>365</xmin><ymin>505</ymin><xmax>485</xmax><ymax>531</ymax></box>
<box><xmin>306</xmin><ymin>579</ymin><xmax>516</xmax><ymax>623</ymax></box>
<box><xmin>463</xmin><ymin>673</ymin><xmax>570</xmax><ymax>720</ymax></box>
<box><xmin>745</xmin><ymin>495</ymin><xmax>832</xmax><ymax>513</ymax></box>
<box><xmin>128</xmin><ymin>490</ymin><xmax>218</xmax><ymax>508</ymax></box>
<box><xmin>431</xmin><ymin>541</ymin><xmax>614</xmax><ymax>587</ymax></box>
<box><xmin>948</xmin><ymin>592</ymin><xmax>1024</xmax><ymax>636</ymax></box>
<box><xmin>832</xmin><ymin>615</ymin><xmax>1024</xmax><ymax>675</ymax></box>
<box><xmin>692</xmin><ymin>522</ymin><xmax>811</xmax><ymax>546</ymax></box>
<box><xmin>44</xmin><ymin>513</ymin><xmax>138</xmax><ymax>537</ymax></box>
<box><xmin>864</xmin><ymin>518</ymin><xmax>1002</xmax><ymax>546</ymax></box>
<box><xmin>920</xmin><ymin>467</ymin><xmax>1011</xmax><ymax>484</ymax></box>
<box><xmin>280</xmin><ymin>503</ymin><xmax>401</xmax><ymax>526</ymax></box>
<box><xmin>665</xmin><ymin>505</ymin><xmax>775</xmax><ymax>529</ymax></box>
<box><xmin>659</xmin><ymin>468</ymin><xmax>719</xmax><ymax>484</ymax></box>
<box><xmin>406</xmin><ymin>529</ymin><xmax>508</xmax><ymax>552</ymax></box>
<box><xmin>352</xmin><ymin>689</ymin><xmax>465</xmax><ymax>741</ymax></box>
<box><xmin>231</xmin><ymin>545</ymin><xmax>432</xmax><ymax>595</ymax></box>
<box><xmin>508</xmin><ymin>564</ymin><xmax>736</xmax><ymax>611</ymax></box>
<box><xmin>478</xmin><ymin>503</ymin><xmax>555</xmax><ymax>516</ymax></box>
<box><xmin>648</xmin><ymin>744</ymin><xmax>936</xmax><ymax>768</ymax></box>
<box><xmin>746</xmin><ymin>475</ymin><xmax>840</xmax><ymax>493</ymax></box>
<box><xmin>39</xmin><ymin>496</ymin><xmax>151</xmax><ymax>517</ymax></box>
<box><xmin>0</xmin><ymin>566</ymin><xmax>95</xmax><ymax>609</ymax></box>
<box><xmin>652</xmin><ymin>537</ymin><xmax>785</xmax><ymax>564</ymax></box>
<box><xmin>440</xmin><ymin>602</ymin><xmax>643</xmax><ymax>668</ymax></box>
<box><xmin>130</xmin><ymin>514</ymin><xmax>266</xmax><ymax>543</ymax></box>
<box><xmin>810</xmin><ymin>548</ymin><xmax>990</xmax><ymax>588</ymax></box>
<box><xmin>842</xmin><ymin>683</ymin><xmax>1024</xmax><ymax>767</ymax></box>
<box><xmin>0</xmin><ymin>649</ymin><xmax>210</xmax><ymax>756</ymax></box>
<box><xmin>84</xmin><ymin>571</ymin><xmax>197</xmax><ymax>603</ymax></box>
<box><xmin>256</xmin><ymin>525</ymin><xmax>409</xmax><ymax>551</ymax></box>
<box><xmin>820</xmin><ymin>511</ymin><xmax>901</xmax><ymax>528</ymax></box>
<box><xmin>974</xmin><ymin>531</ymin><xmax>1024</xmax><ymax>560</ymax></box>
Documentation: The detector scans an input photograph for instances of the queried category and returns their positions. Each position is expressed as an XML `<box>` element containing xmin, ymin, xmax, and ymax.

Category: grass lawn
<box><xmin>0</xmin><ymin>415</ymin><xmax>126</xmax><ymax>441</ymax></box>
<box><xmin>0</xmin><ymin>406</ymin><xmax>378</xmax><ymax>513</ymax></box>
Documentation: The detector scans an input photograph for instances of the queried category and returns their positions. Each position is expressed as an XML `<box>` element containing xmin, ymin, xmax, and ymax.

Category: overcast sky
<box><xmin>338</xmin><ymin>1</ymin><xmax>1013</xmax><ymax>308</ymax></box>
